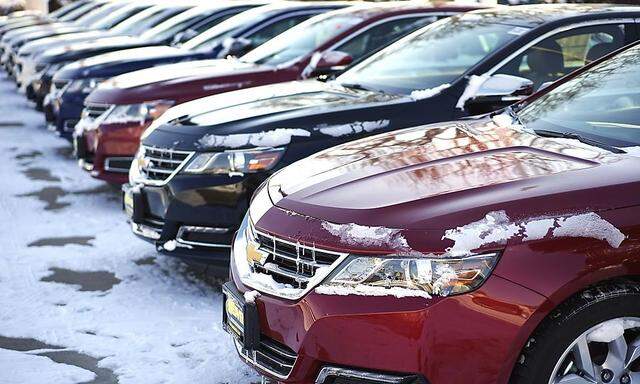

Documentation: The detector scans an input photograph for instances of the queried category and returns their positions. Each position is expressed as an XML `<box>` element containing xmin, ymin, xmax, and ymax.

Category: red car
<box><xmin>74</xmin><ymin>2</ymin><xmax>480</xmax><ymax>184</ymax></box>
<box><xmin>223</xmin><ymin>42</ymin><xmax>640</xmax><ymax>384</ymax></box>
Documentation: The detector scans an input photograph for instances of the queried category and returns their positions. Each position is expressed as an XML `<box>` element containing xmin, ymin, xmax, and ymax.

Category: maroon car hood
<box><xmin>268</xmin><ymin>117</ymin><xmax>639</xmax><ymax>234</ymax></box>
<box><xmin>87</xmin><ymin>59</ymin><xmax>290</xmax><ymax>105</ymax></box>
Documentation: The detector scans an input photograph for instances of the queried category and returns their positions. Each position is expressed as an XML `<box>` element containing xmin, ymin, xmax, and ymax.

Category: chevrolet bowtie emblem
<box><xmin>246</xmin><ymin>241</ymin><xmax>268</xmax><ymax>266</ymax></box>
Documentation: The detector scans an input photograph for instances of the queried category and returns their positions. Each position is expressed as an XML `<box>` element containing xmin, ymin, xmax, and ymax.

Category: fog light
<box><xmin>315</xmin><ymin>367</ymin><xmax>427</xmax><ymax>384</ymax></box>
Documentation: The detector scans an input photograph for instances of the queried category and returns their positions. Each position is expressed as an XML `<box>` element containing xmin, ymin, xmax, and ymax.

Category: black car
<box><xmin>126</xmin><ymin>4</ymin><xmax>640</xmax><ymax>265</ymax></box>
<box><xmin>20</xmin><ymin>3</ymin><xmax>200</xmax><ymax>106</ymax></box>
<box><xmin>47</xmin><ymin>1</ymin><xmax>340</xmax><ymax>137</ymax></box>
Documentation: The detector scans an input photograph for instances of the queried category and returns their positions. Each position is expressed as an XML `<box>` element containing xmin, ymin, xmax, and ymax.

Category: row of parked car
<box><xmin>4</xmin><ymin>1</ymin><xmax>640</xmax><ymax>383</ymax></box>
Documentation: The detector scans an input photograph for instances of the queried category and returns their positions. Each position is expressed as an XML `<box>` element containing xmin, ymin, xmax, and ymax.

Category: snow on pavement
<box><xmin>0</xmin><ymin>73</ymin><xmax>258</xmax><ymax>383</ymax></box>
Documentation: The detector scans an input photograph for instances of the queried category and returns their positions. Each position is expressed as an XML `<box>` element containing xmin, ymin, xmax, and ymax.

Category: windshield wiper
<box><xmin>340</xmin><ymin>82</ymin><xmax>380</xmax><ymax>93</ymax></box>
<box><xmin>533</xmin><ymin>129</ymin><xmax>626</xmax><ymax>154</ymax></box>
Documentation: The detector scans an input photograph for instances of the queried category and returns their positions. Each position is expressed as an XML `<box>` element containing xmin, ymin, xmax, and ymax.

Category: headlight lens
<box><xmin>44</xmin><ymin>62</ymin><xmax>67</xmax><ymax>76</ymax></box>
<box><xmin>102</xmin><ymin>100</ymin><xmax>174</xmax><ymax>125</ymax></box>
<box><xmin>183</xmin><ymin>148</ymin><xmax>284</xmax><ymax>176</ymax></box>
<box><xmin>320</xmin><ymin>253</ymin><xmax>499</xmax><ymax>297</ymax></box>
<box><xmin>66</xmin><ymin>78</ymin><xmax>105</xmax><ymax>93</ymax></box>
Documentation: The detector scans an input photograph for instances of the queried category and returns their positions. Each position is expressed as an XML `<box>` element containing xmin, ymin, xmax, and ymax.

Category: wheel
<box><xmin>511</xmin><ymin>282</ymin><xmax>640</xmax><ymax>384</ymax></box>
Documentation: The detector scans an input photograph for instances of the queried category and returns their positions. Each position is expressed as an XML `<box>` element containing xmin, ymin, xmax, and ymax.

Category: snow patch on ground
<box><xmin>321</xmin><ymin>221</ymin><xmax>409</xmax><ymax>251</ymax></box>
<box><xmin>0</xmin><ymin>348</ymin><xmax>95</xmax><ymax>384</ymax></box>
<box><xmin>443</xmin><ymin>210</ymin><xmax>625</xmax><ymax>256</ymax></box>
<box><xmin>316</xmin><ymin>120</ymin><xmax>389</xmax><ymax>137</ymax></box>
<box><xmin>197</xmin><ymin>128</ymin><xmax>310</xmax><ymax>149</ymax></box>
<box><xmin>0</xmin><ymin>73</ymin><xmax>257</xmax><ymax>384</ymax></box>
<box><xmin>410</xmin><ymin>83</ymin><xmax>450</xmax><ymax>100</ymax></box>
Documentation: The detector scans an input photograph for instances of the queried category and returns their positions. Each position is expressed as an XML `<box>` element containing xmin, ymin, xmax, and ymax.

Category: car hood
<box><xmin>87</xmin><ymin>58</ymin><xmax>286</xmax><ymax>104</ymax></box>
<box><xmin>55</xmin><ymin>46</ymin><xmax>193</xmax><ymax>79</ymax></box>
<box><xmin>268</xmin><ymin>117</ymin><xmax>638</xmax><ymax>234</ymax></box>
<box><xmin>38</xmin><ymin>35</ymin><xmax>147</xmax><ymax>63</ymax></box>
<box><xmin>142</xmin><ymin>80</ymin><xmax>404</xmax><ymax>143</ymax></box>
<box><xmin>6</xmin><ymin>24</ymin><xmax>81</xmax><ymax>42</ymax></box>
<box><xmin>19</xmin><ymin>30</ymin><xmax>107</xmax><ymax>56</ymax></box>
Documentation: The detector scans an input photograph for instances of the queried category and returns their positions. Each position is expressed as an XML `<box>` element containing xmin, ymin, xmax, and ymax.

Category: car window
<box><xmin>59</xmin><ymin>2</ymin><xmax>103</xmax><ymax>22</ymax></box>
<box><xmin>334</xmin><ymin>16</ymin><xmax>437</xmax><ymax>62</ymax></box>
<box><xmin>337</xmin><ymin>16</ymin><xmax>522</xmax><ymax>95</ymax></box>
<box><xmin>190</xmin><ymin>12</ymin><xmax>239</xmax><ymax>34</ymax></box>
<box><xmin>112</xmin><ymin>7</ymin><xmax>189</xmax><ymax>36</ymax></box>
<box><xmin>496</xmin><ymin>24</ymin><xmax>633</xmax><ymax>90</ymax></box>
<box><xmin>242</xmin><ymin>13</ymin><xmax>365</xmax><ymax>66</ymax></box>
<box><xmin>517</xmin><ymin>44</ymin><xmax>640</xmax><ymax>148</ymax></box>
<box><xmin>94</xmin><ymin>5</ymin><xmax>151</xmax><ymax>30</ymax></box>
<box><xmin>245</xmin><ymin>14</ymin><xmax>317</xmax><ymax>48</ymax></box>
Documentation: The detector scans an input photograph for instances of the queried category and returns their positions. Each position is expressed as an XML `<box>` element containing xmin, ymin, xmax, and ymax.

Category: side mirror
<box><xmin>221</xmin><ymin>37</ymin><xmax>253</xmax><ymax>58</ymax></box>
<box><xmin>311</xmin><ymin>51</ymin><xmax>353</xmax><ymax>78</ymax></box>
<box><xmin>465</xmin><ymin>74</ymin><xmax>534</xmax><ymax>115</ymax></box>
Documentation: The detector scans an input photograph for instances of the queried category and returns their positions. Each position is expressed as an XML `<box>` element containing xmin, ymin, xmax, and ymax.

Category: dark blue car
<box><xmin>49</xmin><ymin>1</ymin><xmax>348</xmax><ymax>138</ymax></box>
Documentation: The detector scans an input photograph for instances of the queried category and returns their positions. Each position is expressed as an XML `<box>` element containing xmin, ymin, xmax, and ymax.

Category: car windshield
<box><xmin>241</xmin><ymin>13</ymin><xmax>364</xmax><ymax>66</ymax></box>
<box><xmin>60</xmin><ymin>2</ymin><xmax>104</xmax><ymax>23</ymax></box>
<box><xmin>336</xmin><ymin>15</ymin><xmax>523</xmax><ymax>95</ymax></box>
<box><xmin>111</xmin><ymin>6</ymin><xmax>186</xmax><ymax>36</ymax></box>
<box><xmin>140</xmin><ymin>6</ymin><xmax>204</xmax><ymax>41</ymax></box>
<box><xmin>182</xmin><ymin>7</ymin><xmax>273</xmax><ymax>51</ymax></box>
<box><xmin>516</xmin><ymin>44</ymin><xmax>640</xmax><ymax>149</ymax></box>
<box><xmin>50</xmin><ymin>0</ymin><xmax>87</xmax><ymax>19</ymax></box>
<box><xmin>92</xmin><ymin>4</ymin><xmax>150</xmax><ymax>30</ymax></box>
<box><xmin>74</xmin><ymin>2</ymin><xmax>124</xmax><ymax>28</ymax></box>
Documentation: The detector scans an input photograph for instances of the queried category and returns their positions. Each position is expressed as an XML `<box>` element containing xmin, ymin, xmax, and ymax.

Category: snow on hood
<box><xmin>443</xmin><ymin>210</ymin><xmax>625</xmax><ymax>257</ymax></box>
<box><xmin>321</xmin><ymin>221</ymin><xmax>409</xmax><ymax>251</ymax></box>
<box><xmin>410</xmin><ymin>83</ymin><xmax>451</xmax><ymax>100</ymax></box>
<box><xmin>315</xmin><ymin>119</ymin><xmax>389</xmax><ymax>137</ymax></box>
<box><xmin>197</xmin><ymin>128</ymin><xmax>311</xmax><ymax>149</ymax></box>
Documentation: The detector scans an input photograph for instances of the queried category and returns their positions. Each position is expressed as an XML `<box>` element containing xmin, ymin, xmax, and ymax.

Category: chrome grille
<box><xmin>252</xmin><ymin>229</ymin><xmax>346</xmax><ymax>291</ymax></box>
<box><xmin>138</xmin><ymin>145</ymin><xmax>193</xmax><ymax>183</ymax></box>
<box><xmin>83</xmin><ymin>103</ymin><xmax>110</xmax><ymax>119</ymax></box>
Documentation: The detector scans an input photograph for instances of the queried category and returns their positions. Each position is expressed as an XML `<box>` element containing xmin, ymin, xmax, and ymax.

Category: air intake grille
<box><xmin>138</xmin><ymin>145</ymin><xmax>193</xmax><ymax>183</ymax></box>
<box><xmin>236</xmin><ymin>336</ymin><xmax>297</xmax><ymax>378</ymax></box>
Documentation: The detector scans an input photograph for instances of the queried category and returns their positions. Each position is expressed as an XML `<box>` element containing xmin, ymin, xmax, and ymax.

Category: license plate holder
<box><xmin>122</xmin><ymin>184</ymin><xmax>144</xmax><ymax>224</ymax></box>
<box><xmin>222</xmin><ymin>282</ymin><xmax>260</xmax><ymax>351</ymax></box>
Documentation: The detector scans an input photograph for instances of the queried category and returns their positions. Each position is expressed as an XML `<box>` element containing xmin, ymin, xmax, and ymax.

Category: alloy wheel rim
<box><xmin>549</xmin><ymin>317</ymin><xmax>640</xmax><ymax>384</ymax></box>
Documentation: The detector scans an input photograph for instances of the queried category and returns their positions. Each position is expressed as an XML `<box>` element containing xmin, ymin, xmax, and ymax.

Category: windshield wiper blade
<box><xmin>340</xmin><ymin>82</ymin><xmax>378</xmax><ymax>93</ymax></box>
<box><xmin>534</xmin><ymin>129</ymin><xmax>626</xmax><ymax>154</ymax></box>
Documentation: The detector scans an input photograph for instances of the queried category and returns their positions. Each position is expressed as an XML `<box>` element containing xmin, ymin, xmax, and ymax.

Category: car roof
<box><xmin>323</xmin><ymin>1</ymin><xmax>484</xmax><ymax>20</ymax></box>
<box><xmin>464</xmin><ymin>4</ymin><xmax>640</xmax><ymax>28</ymax></box>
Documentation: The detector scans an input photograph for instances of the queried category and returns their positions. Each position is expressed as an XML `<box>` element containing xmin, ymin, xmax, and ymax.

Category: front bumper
<box><xmin>225</xmin><ymin>259</ymin><xmax>546</xmax><ymax>384</ymax></box>
<box><xmin>75</xmin><ymin>121</ymin><xmax>150</xmax><ymax>184</ymax></box>
<box><xmin>124</xmin><ymin>173</ymin><xmax>265</xmax><ymax>263</ymax></box>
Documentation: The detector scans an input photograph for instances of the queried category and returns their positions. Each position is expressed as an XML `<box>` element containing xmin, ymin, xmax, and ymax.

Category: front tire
<box><xmin>511</xmin><ymin>281</ymin><xmax>640</xmax><ymax>384</ymax></box>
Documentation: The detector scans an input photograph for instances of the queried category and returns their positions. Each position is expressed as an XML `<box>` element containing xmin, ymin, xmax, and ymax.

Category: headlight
<box><xmin>102</xmin><ymin>100</ymin><xmax>174</xmax><ymax>125</ymax></box>
<box><xmin>66</xmin><ymin>78</ymin><xmax>104</xmax><ymax>94</ymax></box>
<box><xmin>318</xmin><ymin>253</ymin><xmax>499</xmax><ymax>297</ymax></box>
<box><xmin>183</xmin><ymin>148</ymin><xmax>284</xmax><ymax>176</ymax></box>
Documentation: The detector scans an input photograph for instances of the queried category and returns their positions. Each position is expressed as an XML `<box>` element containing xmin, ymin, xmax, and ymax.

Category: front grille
<box><xmin>84</xmin><ymin>103</ymin><xmax>110</xmax><ymax>119</ymax></box>
<box><xmin>252</xmin><ymin>228</ymin><xmax>346</xmax><ymax>291</ymax></box>
<box><xmin>138</xmin><ymin>145</ymin><xmax>193</xmax><ymax>183</ymax></box>
<box><xmin>236</xmin><ymin>336</ymin><xmax>297</xmax><ymax>378</ymax></box>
